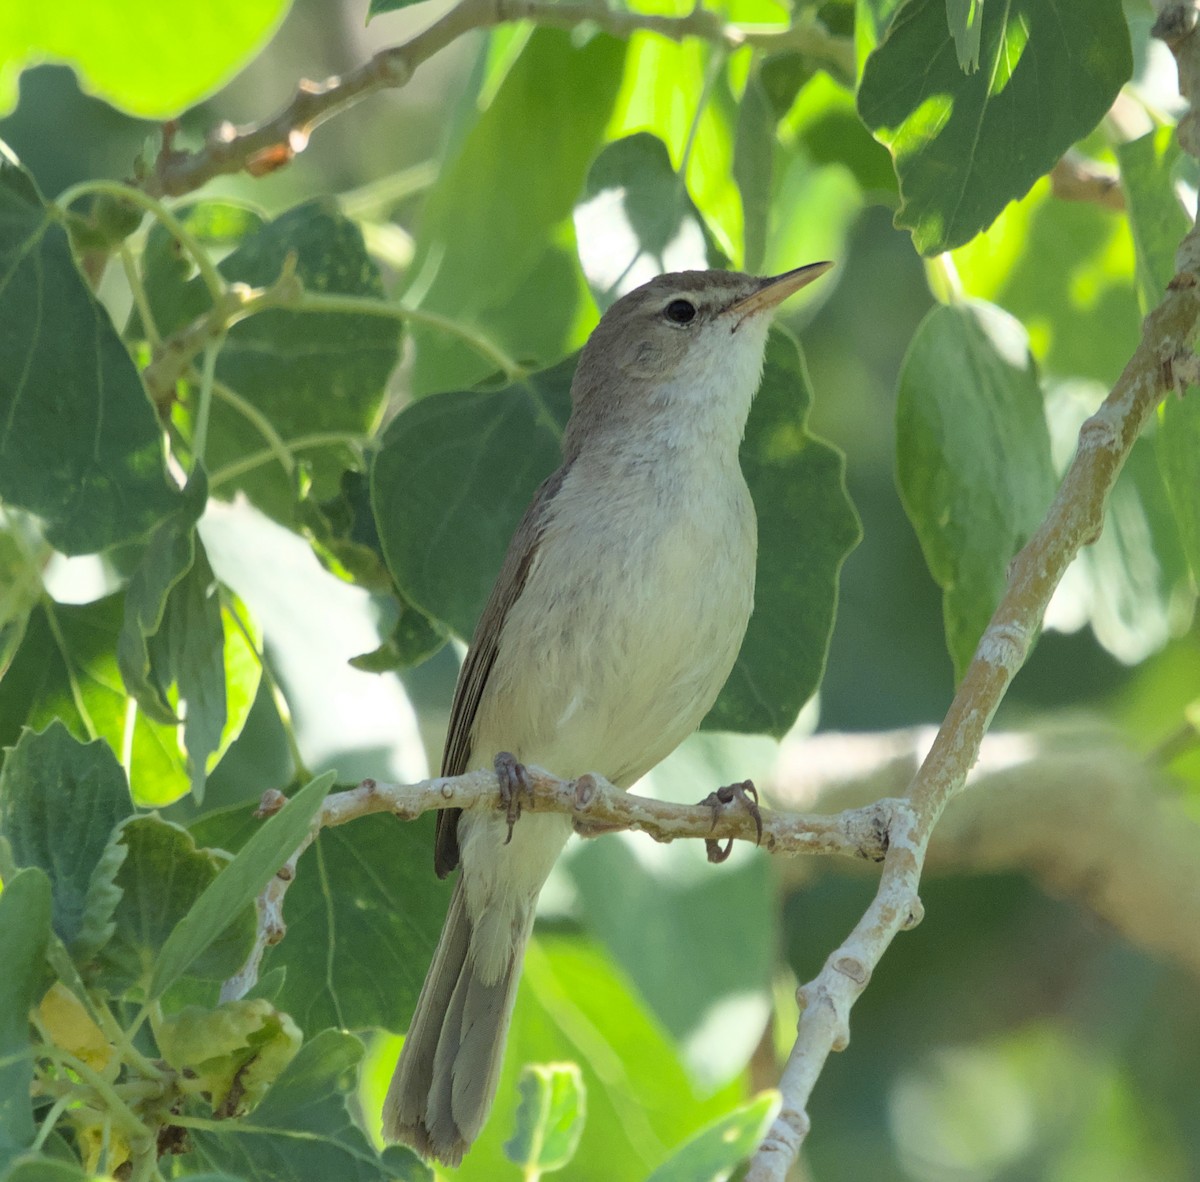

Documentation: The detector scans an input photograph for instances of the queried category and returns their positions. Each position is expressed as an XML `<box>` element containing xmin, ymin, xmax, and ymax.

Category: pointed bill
<box><xmin>728</xmin><ymin>261</ymin><xmax>834</xmax><ymax>319</ymax></box>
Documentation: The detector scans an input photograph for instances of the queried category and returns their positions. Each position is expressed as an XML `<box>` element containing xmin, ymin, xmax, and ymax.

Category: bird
<box><xmin>382</xmin><ymin>262</ymin><xmax>832</xmax><ymax>1165</ymax></box>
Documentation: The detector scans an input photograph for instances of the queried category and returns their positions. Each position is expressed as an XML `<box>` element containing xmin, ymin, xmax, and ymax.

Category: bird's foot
<box><xmin>699</xmin><ymin>779</ymin><xmax>763</xmax><ymax>864</ymax></box>
<box><xmin>495</xmin><ymin>751</ymin><xmax>533</xmax><ymax>844</ymax></box>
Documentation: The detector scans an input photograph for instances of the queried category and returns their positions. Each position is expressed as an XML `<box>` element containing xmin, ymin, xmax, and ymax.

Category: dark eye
<box><xmin>664</xmin><ymin>299</ymin><xmax>696</xmax><ymax>325</ymax></box>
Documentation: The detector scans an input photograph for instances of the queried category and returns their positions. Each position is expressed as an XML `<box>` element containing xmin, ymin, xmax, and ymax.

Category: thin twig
<box><xmin>142</xmin><ymin>0</ymin><xmax>852</xmax><ymax>199</ymax></box>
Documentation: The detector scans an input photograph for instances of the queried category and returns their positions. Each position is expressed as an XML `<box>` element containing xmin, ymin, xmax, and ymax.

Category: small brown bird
<box><xmin>383</xmin><ymin>263</ymin><xmax>832</xmax><ymax>1164</ymax></box>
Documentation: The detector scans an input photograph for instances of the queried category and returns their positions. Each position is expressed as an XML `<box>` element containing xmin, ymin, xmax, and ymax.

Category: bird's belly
<box><xmin>471</xmin><ymin>474</ymin><xmax>756</xmax><ymax>788</ymax></box>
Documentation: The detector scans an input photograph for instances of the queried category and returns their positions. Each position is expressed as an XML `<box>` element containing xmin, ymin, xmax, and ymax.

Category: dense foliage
<box><xmin>0</xmin><ymin>0</ymin><xmax>1198</xmax><ymax>1179</ymax></box>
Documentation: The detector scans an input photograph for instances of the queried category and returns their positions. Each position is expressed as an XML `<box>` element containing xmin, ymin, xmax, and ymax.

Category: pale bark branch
<box><xmin>142</xmin><ymin>0</ymin><xmax>852</xmax><ymax>199</ymax></box>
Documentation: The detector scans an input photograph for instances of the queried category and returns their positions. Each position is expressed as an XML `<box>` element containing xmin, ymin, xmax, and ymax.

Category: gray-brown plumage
<box><xmin>382</xmin><ymin>263</ymin><xmax>831</xmax><ymax>1164</ymax></box>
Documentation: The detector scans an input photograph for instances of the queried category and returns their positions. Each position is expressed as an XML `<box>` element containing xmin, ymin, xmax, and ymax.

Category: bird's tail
<box><xmin>382</xmin><ymin>878</ymin><xmax>530</xmax><ymax>1166</ymax></box>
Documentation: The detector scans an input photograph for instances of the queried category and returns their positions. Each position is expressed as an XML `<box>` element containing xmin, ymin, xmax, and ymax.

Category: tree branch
<box><xmin>745</xmin><ymin>16</ymin><xmax>1200</xmax><ymax>1174</ymax></box>
<box><xmin>141</xmin><ymin>0</ymin><xmax>852</xmax><ymax>198</ymax></box>
<box><xmin>221</xmin><ymin>768</ymin><xmax>893</xmax><ymax>1001</ymax></box>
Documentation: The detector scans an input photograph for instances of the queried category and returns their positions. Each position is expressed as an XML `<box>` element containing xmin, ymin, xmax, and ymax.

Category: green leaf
<box><xmin>9</xmin><ymin>591</ymin><xmax>259</xmax><ymax>808</ymax></box>
<box><xmin>149</xmin><ymin>771</ymin><xmax>333</xmax><ymax>999</ymax></box>
<box><xmin>504</xmin><ymin>1063</ymin><xmax>587</xmax><ymax>1175</ymax></box>
<box><xmin>1045</xmin><ymin>382</ymin><xmax>1192</xmax><ymax>663</ymax></box>
<box><xmin>733</xmin><ymin>68</ymin><xmax>776</xmax><ymax>275</ymax></box>
<box><xmin>408</xmin><ymin>29</ymin><xmax>626</xmax><ymax>395</ymax></box>
<box><xmin>1117</xmin><ymin>128</ymin><xmax>1189</xmax><ymax>311</ymax></box>
<box><xmin>118</xmin><ymin>474</ymin><xmax>226</xmax><ymax>800</ymax></box>
<box><xmin>348</xmin><ymin>600</ymin><xmax>448</xmax><ymax>673</ymax></box>
<box><xmin>0</xmin><ymin>1</ymin><xmax>290</xmax><ymax>118</ymax></box>
<box><xmin>145</xmin><ymin>200</ymin><xmax>399</xmax><ymax>524</ymax></box>
<box><xmin>945</xmin><ymin>0</ymin><xmax>984</xmax><ymax>72</ymax></box>
<box><xmin>131</xmin><ymin>199</ymin><xmax>266</xmax><ymax>342</ymax></box>
<box><xmin>191</xmin><ymin>808</ymin><xmax>452</xmax><ymax>1035</ymax></box>
<box><xmin>607</xmin><ymin>33</ymin><xmax>742</xmax><ymax>264</ymax></box>
<box><xmin>573</xmin><ymin>134</ymin><xmax>726</xmax><ymax>311</ymax></box>
<box><xmin>0</xmin><ymin>868</ymin><xmax>51</xmax><ymax>1170</ymax></box>
<box><xmin>858</xmin><ymin>0</ymin><xmax>1133</xmax><ymax>254</ymax></box>
<box><xmin>156</xmin><ymin>998</ymin><xmax>302</xmax><ymax>1114</ymax></box>
<box><xmin>643</xmin><ymin>1092</ymin><xmax>780</xmax><ymax>1182</ymax></box>
<box><xmin>896</xmin><ymin>302</ymin><xmax>1056</xmax><ymax>677</ymax></box>
<box><xmin>371</xmin><ymin>358</ymin><xmax>573</xmax><ymax>640</ymax></box>
<box><xmin>707</xmin><ymin>330</ymin><xmax>860</xmax><ymax>734</ymax></box>
<box><xmin>1160</xmin><ymin>394</ymin><xmax>1200</xmax><ymax>585</ymax></box>
<box><xmin>0</xmin><ymin>154</ymin><xmax>178</xmax><ymax>554</ymax></box>
<box><xmin>95</xmin><ymin>815</ymin><xmax>256</xmax><ymax>993</ymax></box>
<box><xmin>183</xmin><ymin>1030</ymin><xmax>429</xmax><ymax>1181</ymax></box>
<box><xmin>781</xmin><ymin>72</ymin><xmax>897</xmax><ymax>197</ymax></box>
<box><xmin>0</xmin><ymin>722</ymin><xmax>131</xmax><ymax>962</ymax></box>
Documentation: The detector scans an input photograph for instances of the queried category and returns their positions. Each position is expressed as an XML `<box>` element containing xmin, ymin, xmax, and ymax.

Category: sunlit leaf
<box><xmin>408</xmin><ymin>29</ymin><xmax>626</xmax><ymax>396</ymax></box>
<box><xmin>0</xmin><ymin>1</ymin><xmax>290</xmax><ymax>117</ymax></box>
<box><xmin>858</xmin><ymin>0</ymin><xmax>1132</xmax><ymax>253</ymax></box>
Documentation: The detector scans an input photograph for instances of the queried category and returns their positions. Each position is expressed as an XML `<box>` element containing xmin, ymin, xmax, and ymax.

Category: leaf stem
<box><xmin>209</xmin><ymin>376</ymin><xmax>296</xmax><ymax>480</ymax></box>
<box><xmin>54</xmin><ymin>179</ymin><xmax>225</xmax><ymax>302</ymax></box>
<box><xmin>209</xmin><ymin>431</ymin><xmax>367</xmax><ymax>490</ymax></box>
<box><xmin>192</xmin><ymin>337</ymin><xmax>222</xmax><ymax>468</ymax></box>
<box><xmin>294</xmin><ymin>289</ymin><xmax>526</xmax><ymax>379</ymax></box>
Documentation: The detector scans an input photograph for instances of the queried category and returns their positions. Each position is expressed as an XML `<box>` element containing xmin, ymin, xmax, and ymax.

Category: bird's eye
<box><xmin>664</xmin><ymin>299</ymin><xmax>697</xmax><ymax>325</ymax></box>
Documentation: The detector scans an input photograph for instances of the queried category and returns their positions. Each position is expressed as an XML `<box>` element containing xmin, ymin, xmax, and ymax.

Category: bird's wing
<box><xmin>433</xmin><ymin>465</ymin><xmax>568</xmax><ymax>877</ymax></box>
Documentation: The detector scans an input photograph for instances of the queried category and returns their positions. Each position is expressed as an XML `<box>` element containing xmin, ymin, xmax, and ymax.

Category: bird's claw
<box><xmin>699</xmin><ymin>779</ymin><xmax>762</xmax><ymax>864</ymax></box>
<box><xmin>495</xmin><ymin>751</ymin><xmax>533</xmax><ymax>843</ymax></box>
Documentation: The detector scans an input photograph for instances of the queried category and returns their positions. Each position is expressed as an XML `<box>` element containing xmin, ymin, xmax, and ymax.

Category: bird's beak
<box><xmin>727</xmin><ymin>261</ymin><xmax>834</xmax><ymax>321</ymax></box>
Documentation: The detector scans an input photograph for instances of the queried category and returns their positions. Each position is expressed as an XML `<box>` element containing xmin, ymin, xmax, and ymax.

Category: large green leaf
<box><xmin>142</xmin><ymin>200</ymin><xmax>400</xmax><ymax>523</ymax></box>
<box><xmin>149</xmin><ymin>771</ymin><xmax>332</xmax><ymax>998</ymax></box>
<box><xmin>371</xmin><ymin>357</ymin><xmax>573</xmax><ymax>640</ymax></box>
<box><xmin>574</xmin><ymin>134</ymin><xmax>726</xmax><ymax>311</ymax></box>
<box><xmin>607</xmin><ymin>26</ymin><xmax>742</xmax><ymax>265</ymax></box>
<box><xmin>858</xmin><ymin>0</ymin><xmax>1132</xmax><ymax>254</ymax></box>
<box><xmin>0</xmin><ymin>2</ymin><xmax>290</xmax><ymax>117</ymax></box>
<box><xmin>191</xmin><ymin>807</ymin><xmax>452</xmax><ymax>1035</ymax></box>
<box><xmin>407</xmin><ymin>28</ymin><xmax>626</xmax><ymax>396</ymax></box>
<box><xmin>94</xmin><ymin>814</ymin><xmax>257</xmax><ymax>994</ymax></box>
<box><xmin>0</xmin><ymin>154</ymin><xmax>178</xmax><ymax>554</ymax></box>
<box><xmin>183</xmin><ymin>1030</ymin><xmax>428</xmax><ymax>1181</ymax></box>
<box><xmin>0</xmin><ymin>721</ymin><xmax>131</xmax><ymax>962</ymax></box>
<box><xmin>896</xmin><ymin>301</ymin><xmax>1056</xmax><ymax>677</ymax></box>
<box><xmin>7</xmin><ymin>592</ymin><xmax>258</xmax><ymax>807</ymax></box>
<box><xmin>0</xmin><ymin>868</ymin><xmax>50</xmax><ymax>1171</ymax></box>
<box><xmin>709</xmin><ymin>330</ymin><xmax>860</xmax><ymax>734</ymax></box>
